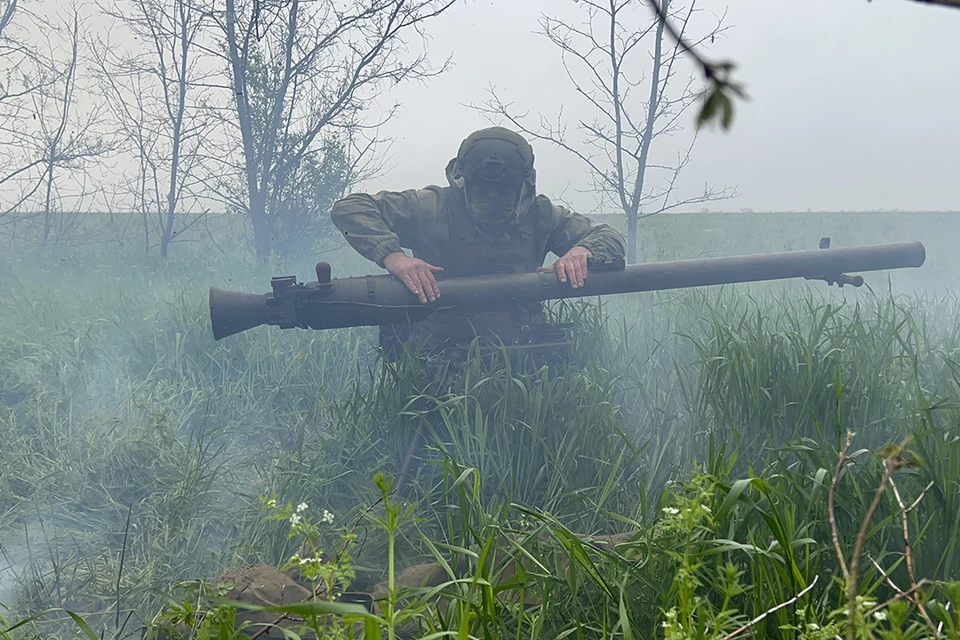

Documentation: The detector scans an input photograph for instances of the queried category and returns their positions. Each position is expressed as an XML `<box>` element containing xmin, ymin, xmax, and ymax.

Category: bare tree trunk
<box><xmin>224</xmin><ymin>0</ymin><xmax>271</xmax><ymax>262</ymax></box>
<box><xmin>252</xmin><ymin>0</ymin><xmax>300</xmax><ymax>263</ymax></box>
<box><xmin>0</xmin><ymin>0</ymin><xmax>17</xmax><ymax>39</ymax></box>
<box><xmin>626</xmin><ymin>213</ymin><xmax>638</xmax><ymax>264</ymax></box>
<box><xmin>216</xmin><ymin>0</ymin><xmax>456</xmax><ymax>263</ymax></box>
<box><xmin>41</xmin><ymin>142</ymin><xmax>57</xmax><ymax>247</ymax></box>
<box><xmin>94</xmin><ymin>0</ymin><xmax>212</xmax><ymax>258</ymax></box>
<box><xmin>160</xmin><ymin>0</ymin><xmax>191</xmax><ymax>259</ymax></box>
<box><xmin>139</xmin><ymin>155</ymin><xmax>150</xmax><ymax>255</ymax></box>
<box><xmin>626</xmin><ymin>0</ymin><xmax>667</xmax><ymax>263</ymax></box>
<box><xmin>250</xmin><ymin>194</ymin><xmax>272</xmax><ymax>261</ymax></box>
<box><xmin>40</xmin><ymin>10</ymin><xmax>80</xmax><ymax>249</ymax></box>
<box><xmin>476</xmin><ymin>0</ymin><xmax>736</xmax><ymax>264</ymax></box>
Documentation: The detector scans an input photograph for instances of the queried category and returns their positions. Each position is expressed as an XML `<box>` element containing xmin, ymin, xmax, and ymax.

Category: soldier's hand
<box><xmin>538</xmin><ymin>246</ymin><xmax>592</xmax><ymax>289</ymax></box>
<box><xmin>383</xmin><ymin>252</ymin><xmax>444</xmax><ymax>304</ymax></box>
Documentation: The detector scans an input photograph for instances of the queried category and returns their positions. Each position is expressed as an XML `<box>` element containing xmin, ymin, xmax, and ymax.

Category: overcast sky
<box><xmin>360</xmin><ymin>0</ymin><xmax>960</xmax><ymax>213</ymax></box>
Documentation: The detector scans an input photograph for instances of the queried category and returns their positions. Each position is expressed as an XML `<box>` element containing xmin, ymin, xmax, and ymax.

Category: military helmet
<box><xmin>453</xmin><ymin>127</ymin><xmax>534</xmax><ymax>187</ymax></box>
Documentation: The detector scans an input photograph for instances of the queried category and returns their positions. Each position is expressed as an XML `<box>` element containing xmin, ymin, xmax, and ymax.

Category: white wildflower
<box><xmin>873</xmin><ymin>611</ymin><xmax>887</xmax><ymax>622</ymax></box>
<box><xmin>321</xmin><ymin>509</ymin><xmax>335</xmax><ymax>524</ymax></box>
<box><xmin>661</xmin><ymin>507</ymin><xmax>680</xmax><ymax>516</ymax></box>
<box><xmin>296</xmin><ymin>502</ymin><xmax>308</xmax><ymax>513</ymax></box>
<box><xmin>266</xmin><ymin>498</ymin><xmax>277</xmax><ymax>509</ymax></box>
<box><xmin>701</xmin><ymin>504</ymin><xmax>712</xmax><ymax>514</ymax></box>
<box><xmin>290</xmin><ymin>513</ymin><xmax>302</xmax><ymax>526</ymax></box>
<box><xmin>807</xmin><ymin>623</ymin><xmax>820</xmax><ymax>631</ymax></box>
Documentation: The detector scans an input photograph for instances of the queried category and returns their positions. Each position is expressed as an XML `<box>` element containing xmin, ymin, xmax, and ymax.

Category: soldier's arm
<box><xmin>543</xmin><ymin>199</ymin><xmax>627</xmax><ymax>262</ymax></box>
<box><xmin>330</xmin><ymin>188</ymin><xmax>443</xmax><ymax>267</ymax></box>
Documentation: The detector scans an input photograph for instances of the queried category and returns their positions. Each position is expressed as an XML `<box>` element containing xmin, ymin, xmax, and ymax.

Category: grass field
<box><xmin>1</xmin><ymin>211</ymin><xmax>959</xmax><ymax>639</ymax></box>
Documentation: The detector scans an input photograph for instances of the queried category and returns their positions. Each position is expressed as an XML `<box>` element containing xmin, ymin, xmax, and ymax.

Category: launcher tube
<box><xmin>209</xmin><ymin>241</ymin><xmax>925</xmax><ymax>339</ymax></box>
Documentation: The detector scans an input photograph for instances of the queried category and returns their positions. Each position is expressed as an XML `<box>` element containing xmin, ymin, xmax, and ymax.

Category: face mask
<box><xmin>466</xmin><ymin>183</ymin><xmax>519</xmax><ymax>227</ymax></box>
<box><xmin>468</xmin><ymin>200</ymin><xmax>515</xmax><ymax>225</ymax></box>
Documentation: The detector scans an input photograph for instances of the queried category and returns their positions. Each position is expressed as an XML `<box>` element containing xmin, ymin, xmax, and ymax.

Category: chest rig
<box><xmin>379</xmin><ymin>200</ymin><xmax>572</xmax><ymax>370</ymax></box>
<box><xmin>440</xmin><ymin>205</ymin><xmax>541</xmax><ymax>277</ymax></box>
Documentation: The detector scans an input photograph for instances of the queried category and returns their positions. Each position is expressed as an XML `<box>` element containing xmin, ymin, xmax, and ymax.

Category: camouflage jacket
<box><xmin>331</xmin><ymin>159</ymin><xmax>626</xmax><ymax>276</ymax></box>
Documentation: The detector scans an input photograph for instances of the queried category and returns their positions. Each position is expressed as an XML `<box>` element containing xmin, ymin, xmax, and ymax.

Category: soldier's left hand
<box><xmin>539</xmin><ymin>245</ymin><xmax>592</xmax><ymax>289</ymax></box>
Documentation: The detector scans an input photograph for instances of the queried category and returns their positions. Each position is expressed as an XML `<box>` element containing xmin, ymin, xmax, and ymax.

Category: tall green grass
<box><xmin>1</xmin><ymin>239</ymin><xmax>959</xmax><ymax>638</ymax></box>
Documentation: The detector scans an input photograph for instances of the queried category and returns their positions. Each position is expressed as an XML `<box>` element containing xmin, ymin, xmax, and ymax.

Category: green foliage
<box><xmin>229</xmin><ymin>46</ymin><xmax>355</xmax><ymax>264</ymax></box>
<box><xmin>266</xmin><ymin>139</ymin><xmax>355</xmax><ymax>265</ymax></box>
<box><xmin>2</xmin><ymin>226</ymin><xmax>960</xmax><ymax>638</ymax></box>
<box><xmin>696</xmin><ymin>70</ymin><xmax>746</xmax><ymax>132</ymax></box>
<box><xmin>144</xmin><ymin>579</ymin><xmax>239</xmax><ymax>640</ymax></box>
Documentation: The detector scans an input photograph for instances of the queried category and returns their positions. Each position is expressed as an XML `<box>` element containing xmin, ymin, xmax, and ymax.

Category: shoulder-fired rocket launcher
<box><xmin>209</xmin><ymin>240</ymin><xmax>926</xmax><ymax>341</ymax></box>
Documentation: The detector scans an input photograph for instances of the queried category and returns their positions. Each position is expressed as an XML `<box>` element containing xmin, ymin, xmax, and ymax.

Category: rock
<box><xmin>204</xmin><ymin>529</ymin><xmax>641</xmax><ymax>636</ymax></box>
<box><xmin>214</xmin><ymin>563</ymin><xmax>313</xmax><ymax>638</ymax></box>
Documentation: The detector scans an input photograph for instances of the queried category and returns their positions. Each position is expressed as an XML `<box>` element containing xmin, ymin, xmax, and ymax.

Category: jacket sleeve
<box><xmin>542</xmin><ymin>199</ymin><xmax>626</xmax><ymax>262</ymax></box>
<box><xmin>330</xmin><ymin>188</ymin><xmax>444</xmax><ymax>267</ymax></box>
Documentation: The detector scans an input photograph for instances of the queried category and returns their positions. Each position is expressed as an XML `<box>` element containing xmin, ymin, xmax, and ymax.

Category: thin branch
<box><xmin>890</xmin><ymin>477</ymin><xmax>940</xmax><ymax>638</ymax></box>
<box><xmin>829</xmin><ymin>431</ymin><xmax>854</xmax><ymax>582</ymax></box>
<box><xmin>846</xmin><ymin>455</ymin><xmax>896</xmax><ymax>640</ymax></box>
<box><xmin>908</xmin><ymin>0</ymin><xmax>960</xmax><ymax>8</ymax></box>
<box><xmin>868</xmin><ymin>555</ymin><xmax>904</xmax><ymax>592</ymax></box>
<box><xmin>644</xmin><ymin>0</ymin><xmax>743</xmax><ymax>95</ymax></box>
<box><xmin>723</xmin><ymin>575</ymin><xmax>819</xmax><ymax>640</ymax></box>
<box><xmin>866</xmin><ymin>580</ymin><xmax>934</xmax><ymax>617</ymax></box>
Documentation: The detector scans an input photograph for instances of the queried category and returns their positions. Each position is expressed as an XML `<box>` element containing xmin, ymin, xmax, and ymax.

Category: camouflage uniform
<box><xmin>330</xmin><ymin>127</ymin><xmax>626</xmax><ymax>365</ymax></box>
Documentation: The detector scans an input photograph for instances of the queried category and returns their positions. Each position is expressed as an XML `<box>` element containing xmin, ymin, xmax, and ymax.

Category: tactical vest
<box><xmin>380</xmin><ymin>196</ymin><xmax>569</xmax><ymax>364</ymax></box>
<box><xmin>439</xmin><ymin>199</ymin><xmax>542</xmax><ymax>277</ymax></box>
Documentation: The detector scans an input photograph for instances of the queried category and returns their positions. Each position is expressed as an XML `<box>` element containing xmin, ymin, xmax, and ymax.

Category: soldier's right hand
<box><xmin>383</xmin><ymin>252</ymin><xmax>444</xmax><ymax>304</ymax></box>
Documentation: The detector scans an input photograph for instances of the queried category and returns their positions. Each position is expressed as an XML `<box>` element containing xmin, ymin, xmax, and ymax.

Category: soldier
<box><xmin>330</xmin><ymin>126</ymin><xmax>626</xmax><ymax>367</ymax></box>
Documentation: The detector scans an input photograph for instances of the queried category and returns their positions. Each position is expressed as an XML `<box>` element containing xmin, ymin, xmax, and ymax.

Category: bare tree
<box><xmin>0</xmin><ymin>1</ymin><xmax>112</xmax><ymax>246</ymax></box>
<box><xmin>92</xmin><ymin>0</ymin><xmax>216</xmax><ymax>257</ymax></box>
<box><xmin>34</xmin><ymin>7</ymin><xmax>113</xmax><ymax>246</ymax></box>
<box><xmin>208</xmin><ymin>0</ymin><xmax>459</xmax><ymax>263</ymax></box>
<box><xmin>0</xmin><ymin>0</ymin><xmax>56</xmax><ymax>219</ymax></box>
<box><xmin>94</xmin><ymin>67</ymin><xmax>160</xmax><ymax>254</ymax></box>
<box><xmin>477</xmin><ymin>0</ymin><xmax>736</xmax><ymax>263</ymax></box>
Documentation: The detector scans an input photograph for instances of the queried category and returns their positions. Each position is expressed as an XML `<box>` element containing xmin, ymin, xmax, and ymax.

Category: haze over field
<box><xmin>24</xmin><ymin>0</ymin><xmax>960</xmax><ymax>215</ymax></box>
<box><xmin>3</xmin><ymin>1</ymin><xmax>960</xmax><ymax>637</ymax></box>
<box><xmin>365</xmin><ymin>0</ymin><xmax>960</xmax><ymax>213</ymax></box>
